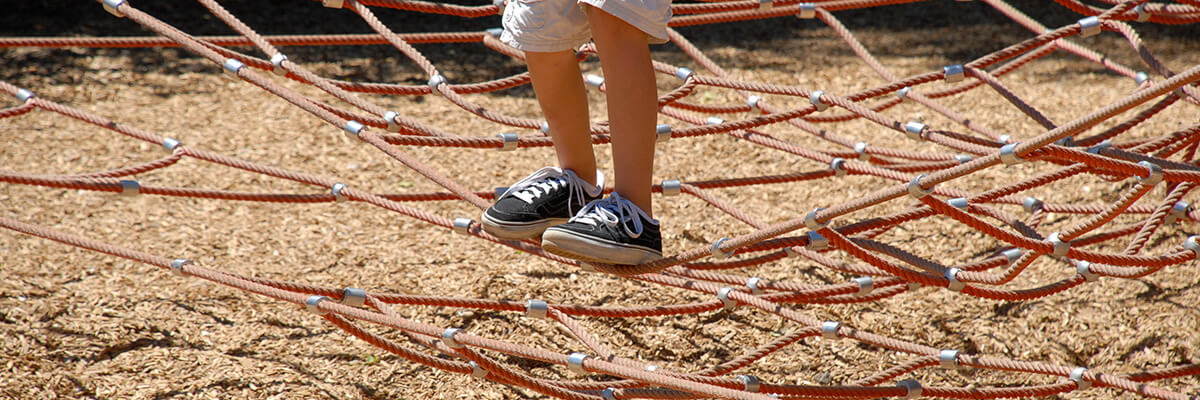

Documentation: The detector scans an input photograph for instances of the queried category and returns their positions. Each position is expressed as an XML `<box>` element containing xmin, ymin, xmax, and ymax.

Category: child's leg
<box><xmin>586</xmin><ymin>7</ymin><xmax>657</xmax><ymax>218</ymax></box>
<box><xmin>525</xmin><ymin>50</ymin><xmax>598</xmax><ymax>186</ymax></box>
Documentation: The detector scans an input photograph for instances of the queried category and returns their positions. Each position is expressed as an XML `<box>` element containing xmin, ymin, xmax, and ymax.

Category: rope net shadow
<box><xmin>3</xmin><ymin>0</ymin><xmax>1200</xmax><ymax>398</ymax></box>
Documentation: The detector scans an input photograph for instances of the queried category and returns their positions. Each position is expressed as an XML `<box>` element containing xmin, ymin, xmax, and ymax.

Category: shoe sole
<box><xmin>480</xmin><ymin>213</ymin><xmax>567</xmax><ymax>240</ymax></box>
<box><xmin>541</xmin><ymin>228</ymin><xmax>662</xmax><ymax>265</ymax></box>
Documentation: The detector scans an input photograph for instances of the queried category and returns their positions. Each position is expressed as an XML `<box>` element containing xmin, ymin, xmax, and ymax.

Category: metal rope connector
<box><xmin>896</xmin><ymin>86</ymin><xmax>911</xmax><ymax>101</ymax></box>
<box><xmin>581</xmin><ymin>74</ymin><xmax>603</xmax><ymax>88</ymax></box>
<box><xmin>1003</xmin><ymin>248</ymin><xmax>1024</xmax><ymax>263</ymax></box>
<box><xmin>1047</xmin><ymin>232</ymin><xmax>1070</xmax><ymax>257</ymax></box>
<box><xmin>904</xmin><ymin>121</ymin><xmax>926</xmax><ymax>140</ymax></box>
<box><xmin>525</xmin><ymin>299</ymin><xmax>548</xmax><ymax>319</ymax></box>
<box><xmin>854</xmin><ymin>142</ymin><xmax>871</xmax><ymax>161</ymax></box>
<box><xmin>16</xmin><ymin>88</ymin><xmax>35</xmax><ymax>103</ymax></box>
<box><xmin>1134</xmin><ymin>4</ymin><xmax>1150</xmax><ymax>22</ymax></box>
<box><xmin>341</xmin><ymin>287</ymin><xmax>367</xmax><ymax>308</ymax></box>
<box><xmin>717</xmin><ymin>287</ymin><xmax>737</xmax><ymax>310</ymax></box>
<box><xmin>441</xmin><ymin>328</ymin><xmax>465</xmax><ymax>349</ymax></box>
<box><xmin>804</xmin><ymin>207</ymin><xmax>827</xmax><ymax>229</ymax></box>
<box><xmin>305</xmin><ymin>295</ymin><xmax>329</xmax><ymax>315</ymax></box>
<box><xmin>331</xmin><ymin>183</ymin><xmax>348</xmax><ymax>202</ymax></box>
<box><xmin>746</xmin><ymin>95</ymin><xmax>762</xmax><ymax>111</ymax></box>
<box><xmin>1137</xmin><ymin>161</ymin><xmax>1163</xmax><ymax>186</ymax></box>
<box><xmin>1069</xmin><ymin>367</ymin><xmax>1091</xmax><ymax>390</ymax></box>
<box><xmin>497</xmin><ymin>132</ymin><xmax>519</xmax><ymax>151</ymax></box>
<box><xmin>270</xmin><ymin>54</ymin><xmax>288</xmax><ymax>76</ymax></box>
<box><xmin>540</xmin><ymin>121</ymin><xmax>551</xmax><ymax>135</ymax></box>
<box><xmin>906</xmin><ymin>174</ymin><xmax>931</xmax><ymax>199</ymax></box>
<box><xmin>102</xmin><ymin>0</ymin><xmax>126</xmax><ymax>18</ymax></box>
<box><xmin>1134</xmin><ymin>71</ymin><xmax>1150</xmax><ymax>85</ymax></box>
<box><xmin>1077</xmin><ymin>16</ymin><xmax>1101</xmax><ymax>38</ymax></box>
<box><xmin>820</xmin><ymin>321</ymin><xmax>841</xmax><ymax>339</ymax></box>
<box><xmin>486</xmin><ymin>27</ymin><xmax>503</xmax><ymax>37</ymax></box>
<box><xmin>170</xmin><ymin>258</ymin><xmax>191</xmax><ymax>276</ymax></box>
<box><xmin>797</xmin><ymin>3</ymin><xmax>815</xmax><ymax>19</ymax></box>
<box><xmin>948</xmin><ymin>197</ymin><xmax>968</xmax><ymax>210</ymax></box>
<box><xmin>830</xmin><ymin>157</ymin><xmax>847</xmax><ymax>177</ymax></box>
<box><xmin>674</xmin><ymin>68</ymin><xmax>693</xmax><ymax>81</ymax></box>
<box><xmin>1022</xmin><ymin>196</ymin><xmax>1043</xmax><ymax>214</ymax></box>
<box><xmin>1166</xmin><ymin>201</ymin><xmax>1191</xmax><ymax>224</ymax></box>
<box><xmin>711</xmin><ymin>237</ymin><xmax>733</xmax><ymax>258</ymax></box>
<box><xmin>809</xmin><ymin>90</ymin><xmax>829</xmax><ymax>111</ymax></box>
<box><xmin>1183</xmin><ymin>236</ymin><xmax>1199</xmax><ymax>259</ymax></box>
<box><xmin>945</xmin><ymin>268</ymin><xmax>964</xmax><ymax>292</ymax></box>
<box><xmin>469</xmin><ymin>361</ymin><xmax>488</xmax><ymax>378</ymax></box>
<box><xmin>954</xmin><ymin>154</ymin><xmax>973</xmax><ymax>164</ymax></box>
<box><xmin>898</xmin><ymin>380</ymin><xmax>922</xmax><ymax>399</ymax></box>
<box><xmin>384</xmin><ymin>111</ymin><xmax>402</xmax><ymax>132</ymax></box>
<box><xmin>806</xmin><ymin>231</ymin><xmax>828</xmax><ymax>251</ymax></box>
<box><xmin>1086</xmin><ymin>140</ymin><xmax>1112</xmax><ymax>154</ymax></box>
<box><xmin>706</xmin><ymin>116</ymin><xmax>725</xmax><ymax>125</ymax></box>
<box><xmin>655</xmin><ymin>124</ymin><xmax>672</xmax><ymax>143</ymax></box>
<box><xmin>427</xmin><ymin>74</ymin><xmax>447</xmax><ymax>94</ymax></box>
<box><xmin>745</xmin><ymin>277</ymin><xmax>764</xmax><ymax>295</ymax></box>
<box><xmin>601</xmin><ymin>388</ymin><xmax>617</xmax><ymax>400</ymax></box>
<box><xmin>853</xmin><ymin>276</ymin><xmax>873</xmax><ymax>296</ymax></box>
<box><xmin>162</xmin><ymin>138</ymin><xmax>181</xmax><ymax>152</ymax></box>
<box><xmin>737</xmin><ymin>375</ymin><xmax>761</xmax><ymax>392</ymax></box>
<box><xmin>943</xmin><ymin>64</ymin><xmax>964</xmax><ymax>83</ymax></box>
<box><xmin>567</xmin><ymin>352</ymin><xmax>588</xmax><ymax>374</ymax></box>
<box><xmin>343</xmin><ymin>120</ymin><xmax>364</xmax><ymax>140</ymax></box>
<box><xmin>939</xmin><ymin>349</ymin><xmax>961</xmax><ymax>369</ymax></box>
<box><xmin>999</xmin><ymin>143</ymin><xmax>1024</xmax><ymax>165</ymax></box>
<box><xmin>222</xmin><ymin>58</ymin><xmax>245</xmax><ymax>81</ymax></box>
<box><xmin>453</xmin><ymin>218</ymin><xmax>473</xmax><ymax>234</ymax></box>
<box><xmin>1076</xmin><ymin>261</ymin><xmax>1098</xmax><ymax>282</ymax></box>
<box><xmin>119</xmin><ymin>180</ymin><xmax>140</xmax><ymax>196</ymax></box>
<box><xmin>661</xmin><ymin>180</ymin><xmax>681</xmax><ymax>196</ymax></box>
<box><xmin>997</xmin><ymin>134</ymin><xmax>1012</xmax><ymax>144</ymax></box>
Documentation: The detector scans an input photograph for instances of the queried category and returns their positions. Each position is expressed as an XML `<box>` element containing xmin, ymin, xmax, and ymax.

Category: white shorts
<box><xmin>500</xmin><ymin>0</ymin><xmax>672</xmax><ymax>52</ymax></box>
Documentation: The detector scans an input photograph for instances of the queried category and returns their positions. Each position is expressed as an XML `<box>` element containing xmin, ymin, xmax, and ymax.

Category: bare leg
<box><xmin>587</xmin><ymin>7</ymin><xmax>657</xmax><ymax>218</ymax></box>
<box><xmin>525</xmin><ymin>50</ymin><xmax>597</xmax><ymax>186</ymax></box>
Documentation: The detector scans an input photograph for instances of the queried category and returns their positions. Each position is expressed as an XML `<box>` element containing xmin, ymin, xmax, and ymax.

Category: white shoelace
<box><xmin>570</xmin><ymin>193</ymin><xmax>654</xmax><ymax>239</ymax></box>
<box><xmin>498</xmin><ymin>167</ymin><xmax>602</xmax><ymax>207</ymax></box>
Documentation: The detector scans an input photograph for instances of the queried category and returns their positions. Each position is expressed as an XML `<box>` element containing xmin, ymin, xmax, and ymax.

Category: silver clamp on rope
<box><xmin>1055</xmin><ymin>136</ymin><xmax>1074</xmax><ymax>147</ymax></box>
<box><xmin>469</xmin><ymin>361</ymin><xmax>488</xmax><ymax>378</ymax></box>
<box><xmin>997</xmin><ymin>134</ymin><xmax>1012</xmax><ymax>144</ymax></box>
<box><xmin>497</xmin><ymin>132</ymin><xmax>519</xmax><ymax>151</ymax></box>
<box><xmin>674</xmin><ymin>68</ymin><xmax>693</xmax><ymax>81</ymax></box>
<box><xmin>322</xmin><ymin>0</ymin><xmax>345</xmax><ymax>8</ymax></box>
<box><xmin>898</xmin><ymin>379</ymin><xmax>922</xmax><ymax>399</ymax></box>
<box><xmin>1003</xmin><ymin>248</ymin><xmax>1024</xmax><ymax>264</ymax></box>
<box><xmin>954</xmin><ymin>154</ymin><xmax>973</xmax><ymax>164</ymax></box>
<box><xmin>1023</xmin><ymin>196</ymin><xmax>1043</xmax><ymax>213</ymax></box>
<box><xmin>907</xmin><ymin>174</ymin><xmax>931</xmax><ymax>199</ymax></box>
<box><xmin>427</xmin><ymin>74</ymin><xmax>447</xmax><ymax>94</ymax></box>
<box><xmin>948</xmin><ymin>197</ymin><xmax>968</xmax><ymax>210</ymax></box>
<box><xmin>1076</xmin><ymin>261</ymin><xmax>1098</xmax><ymax>282</ymax></box>
<box><xmin>486</xmin><ymin>27</ymin><xmax>504</xmax><ymax>37</ymax></box>
<box><xmin>737</xmin><ymin>375</ymin><xmax>761</xmax><ymax>392</ymax></box>
<box><xmin>305</xmin><ymin>295</ymin><xmax>329</xmax><ymax>315</ymax></box>
<box><xmin>656</xmin><ymin>124</ymin><xmax>672</xmax><ymax>143</ymax></box>
<box><xmin>1047</xmin><ymin>232</ymin><xmax>1070</xmax><ymax>258</ymax></box>
<box><xmin>384</xmin><ymin>111</ymin><xmax>402</xmax><ymax>132</ymax></box>
<box><xmin>1087</xmin><ymin>140</ymin><xmax>1112</xmax><ymax>154</ymax></box>
<box><xmin>797</xmin><ymin>3</ymin><xmax>816</xmax><ymax>19</ymax></box>
<box><xmin>853</xmin><ymin>276</ymin><xmax>873</xmax><ymax>296</ymax></box>
<box><xmin>16</xmin><ymin>88</ymin><xmax>35</xmax><ymax>103</ymax></box>
<box><xmin>119</xmin><ymin>180</ymin><xmax>140</xmax><ymax>196</ymax></box>
<box><xmin>717</xmin><ymin>287</ymin><xmax>737</xmax><ymax>310</ymax></box>
<box><xmin>331</xmin><ymin>183</ymin><xmax>348</xmax><ymax>202</ymax></box>
<box><xmin>1137</xmin><ymin>161</ymin><xmax>1163</xmax><ymax>186</ymax></box>
<box><xmin>1166</xmin><ymin>201</ymin><xmax>1191</xmax><ymax>224</ymax></box>
<box><xmin>645</xmin><ymin>364</ymin><xmax>659</xmax><ymax>372</ymax></box>
<box><xmin>343</xmin><ymin>120</ymin><xmax>364</xmax><ymax>140</ymax></box>
<box><xmin>269</xmin><ymin>54</ymin><xmax>288</xmax><ymax>76</ymax></box>
<box><xmin>170</xmin><ymin>258</ymin><xmax>191</xmax><ymax>276</ymax></box>
<box><xmin>804</xmin><ymin>207</ymin><xmax>827</xmax><ymax>229</ymax></box>
<box><xmin>854</xmin><ymin>142</ymin><xmax>871</xmax><ymax>161</ymax></box>
<box><xmin>493</xmin><ymin>0</ymin><xmax>505</xmax><ymax>14</ymax></box>
<box><xmin>341</xmin><ymin>287</ymin><xmax>367</xmax><ymax>308</ymax></box>
<box><xmin>661</xmin><ymin>180</ymin><xmax>681</xmax><ymax>196</ymax></box>
<box><xmin>102</xmin><ymin>0</ymin><xmax>126</xmax><ymax>17</ymax></box>
<box><xmin>1134</xmin><ymin>72</ymin><xmax>1150</xmax><ymax>85</ymax></box>
<box><xmin>945</xmin><ymin>268</ymin><xmax>964</xmax><ymax>292</ymax></box>
<box><xmin>896</xmin><ymin>86</ymin><xmax>911</xmax><ymax>101</ymax></box>
<box><xmin>453</xmin><ymin>218</ymin><xmax>473</xmax><ymax>234</ymax></box>
<box><xmin>809</xmin><ymin>90</ymin><xmax>829</xmax><ymax>111</ymax></box>
<box><xmin>943</xmin><ymin>64</ymin><xmax>965</xmax><ymax>83</ymax></box>
<box><xmin>1077</xmin><ymin>16</ymin><xmax>1101</xmax><ymax>38</ymax></box>
<box><xmin>1069</xmin><ymin>367</ymin><xmax>1091</xmax><ymax>390</ymax></box>
<box><xmin>821</xmin><ymin>321</ymin><xmax>841</xmax><ymax>339</ymax></box>
<box><xmin>711</xmin><ymin>238</ymin><xmax>733</xmax><ymax>258</ymax></box>
<box><xmin>525</xmin><ymin>299</ymin><xmax>549</xmax><ymax>319</ymax></box>
<box><xmin>162</xmin><ymin>138</ymin><xmax>181</xmax><ymax>152</ymax></box>
<box><xmin>746</xmin><ymin>95</ymin><xmax>762</xmax><ymax>111</ymax></box>
<box><xmin>939</xmin><ymin>349</ymin><xmax>961</xmax><ymax>369</ymax></box>
<box><xmin>601</xmin><ymin>388</ymin><xmax>617</xmax><ymax>400</ymax></box>
<box><xmin>1134</xmin><ymin>4</ymin><xmax>1150</xmax><ymax>22</ymax></box>
<box><xmin>706</xmin><ymin>116</ymin><xmax>725</xmax><ymax>125</ymax></box>
<box><xmin>567</xmin><ymin>352</ymin><xmax>588</xmax><ymax>374</ymax></box>
<box><xmin>745</xmin><ymin>277</ymin><xmax>764</xmax><ymax>295</ymax></box>
<box><xmin>999</xmin><ymin>143</ymin><xmax>1024</xmax><ymax>165</ymax></box>
<box><xmin>441</xmin><ymin>328</ymin><xmax>465</xmax><ymax>349</ymax></box>
<box><xmin>1183</xmin><ymin>236</ymin><xmax>1199</xmax><ymax>260</ymax></box>
<box><xmin>830</xmin><ymin>157</ymin><xmax>847</xmax><ymax>177</ymax></box>
<box><xmin>757</xmin><ymin>0</ymin><xmax>773</xmax><ymax>11</ymax></box>
<box><xmin>904</xmin><ymin>121</ymin><xmax>926</xmax><ymax>140</ymax></box>
<box><xmin>539</xmin><ymin>121</ymin><xmax>551</xmax><ymax>135</ymax></box>
<box><xmin>222</xmin><ymin>58</ymin><xmax>245</xmax><ymax>81</ymax></box>
<box><xmin>806</xmin><ymin>231</ymin><xmax>829</xmax><ymax>251</ymax></box>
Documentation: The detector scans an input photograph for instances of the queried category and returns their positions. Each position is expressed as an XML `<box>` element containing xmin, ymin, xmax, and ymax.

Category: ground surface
<box><xmin>2</xmin><ymin>1</ymin><xmax>1199</xmax><ymax>399</ymax></box>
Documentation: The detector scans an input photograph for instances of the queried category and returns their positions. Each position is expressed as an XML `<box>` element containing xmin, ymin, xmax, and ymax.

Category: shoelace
<box><xmin>499</xmin><ymin>167</ymin><xmax>592</xmax><ymax>208</ymax></box>
<box><xmin>571</xmin><ymin>193</ymin><xmax>646</xmax><ymax>239</ymax></box>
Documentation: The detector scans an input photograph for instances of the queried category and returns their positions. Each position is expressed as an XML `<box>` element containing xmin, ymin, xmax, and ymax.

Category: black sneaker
<box><xmin>541</xmin><ymin>193</ymin><xmax>662</xmax><ymax>265</ymax></box>
<box><xmin>481</xmin><ymin>167</ymin><xmax>604</xmax><ymax>240</ymax></box>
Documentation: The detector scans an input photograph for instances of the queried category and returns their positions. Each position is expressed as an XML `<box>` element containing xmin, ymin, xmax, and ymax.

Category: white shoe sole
<box><xmin>480</xmin><ymin>213</ymin><xmax>567</xmax><ymax>240</ymax></box>
<box><xmin>541</xmin><ymin>229</ymin><xmax>662</xmax><ymax>265</ymax></box>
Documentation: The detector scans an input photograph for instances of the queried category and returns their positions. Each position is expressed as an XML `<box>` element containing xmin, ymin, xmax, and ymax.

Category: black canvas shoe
<box><xmin>481</xmin><ymin>167</ymin><xmax>604</xmax><ymax>240</ymax></box>
<box><xmin>541</xmin><ymin>193</ymin><xmax>662</xmax><ymax>265</ymax></box>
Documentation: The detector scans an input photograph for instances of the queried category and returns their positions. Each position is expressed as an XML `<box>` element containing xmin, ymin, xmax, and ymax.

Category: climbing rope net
<box><xmin>4</xmin><ymin>0</ymin><xmax>1200</xmax><ymax>398</ymax></box>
